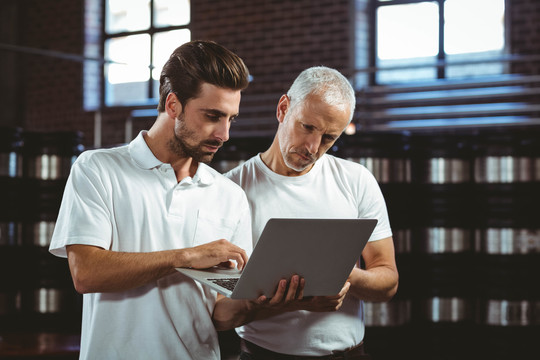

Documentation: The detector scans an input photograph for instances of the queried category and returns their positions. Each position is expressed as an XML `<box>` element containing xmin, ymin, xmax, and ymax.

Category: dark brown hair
<box><xmin>157</xmin><ymin>40</ymin><xmax>249</xmax><ymax>112</ymax></box>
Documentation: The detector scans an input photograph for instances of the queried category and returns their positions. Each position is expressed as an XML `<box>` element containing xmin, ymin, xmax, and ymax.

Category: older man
<box><xmin>213</xmin><ymin>66</ymin><xmax>399</xmax><ymax>359</ymax></box>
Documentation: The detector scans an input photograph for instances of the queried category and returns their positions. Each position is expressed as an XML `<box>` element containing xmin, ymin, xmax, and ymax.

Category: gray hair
<box><xmin>286</xmin><ymin>66</ymin><xmax>356</xmax><ymax>122</ymax></box>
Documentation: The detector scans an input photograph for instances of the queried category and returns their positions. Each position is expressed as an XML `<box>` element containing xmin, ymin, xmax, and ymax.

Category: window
<box><xmin>104</xmin><ymin>0</ymin><xmax>191</xmax><ymax>106</ymax></box>
<box><xmin>372</xmin><ymin>0</ymin><xmax>506</xmax><ymax>84</ymax></box>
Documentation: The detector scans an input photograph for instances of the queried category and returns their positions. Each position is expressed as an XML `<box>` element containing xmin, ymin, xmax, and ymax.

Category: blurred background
<box><xmin>0</xmin><ymin>0</ymin><xmax>539</xmax><ymax>359</ymax></box>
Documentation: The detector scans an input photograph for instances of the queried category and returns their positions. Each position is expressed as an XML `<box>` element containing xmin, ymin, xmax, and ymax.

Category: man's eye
<box><xmin>302</xmin><ymin>124</ymin><xmax>314</xmax><ymax>131</ymax></box>
<box><xmin>207</xmin><ymin>115</ymin><xmax>220</xmax><ymax>121</ymax></box>
<box><xmin>323</xmin><ymin>135</ymin><xmax>336</xmax><ymax>143</ymax></box>
<box><xmin>229</xmin><ymin>116</ymin><xmax>237</xmax><ymax>123</ymax></box>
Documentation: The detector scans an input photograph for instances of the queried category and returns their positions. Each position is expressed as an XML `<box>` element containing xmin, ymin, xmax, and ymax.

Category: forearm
<box><xmin>347</xmin><ymin>266</ymin><xmax>398</xmax><ymax>302</ymax></box>
<box><xmin>212</xmin><ymin>277</ymin><xmax>351</xmax><ymax>331</ymax></box>
<box><xmin>213</xmin><ymin>278</ymin><xmax>303</xmax><ymax>331</ymax></box>
<box><xmin>213</xmin><ymin>295</ymin><xmax>302</xmax><ymax>331</ymax></box>
<box><xmin>213</xmin><ymin>297</ymin><xmax>255</xmax><ymax>331</ymax></box>
<box><xmin>67</xmin><ymin>239</ymin><xmax>248</xmax><ymax>294</ymax></box>
<box><xmin>67</xmin><ymin>245</ymin><xmax>188</xmax><ymax>293</ymax></box>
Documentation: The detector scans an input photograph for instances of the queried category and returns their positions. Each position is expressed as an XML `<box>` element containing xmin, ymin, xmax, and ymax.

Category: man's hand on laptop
<box><xmin>252</xmin><ymin>275</ymin><xmax>351</xmax><ymax>313</ymax></box>
<box><xmin>212</xmin><ymin>276</ymin><xmax>351</xmax><ymax>329</ymax></box>
<box><xmin>298</xmin><ymin>281</ymin><xmax>351</xmax><ymax>312</ymax></box>
<box><xmin>182</xmin><ymin>239</ymin><xmax>248</xmax><ymax>270</ymax></box>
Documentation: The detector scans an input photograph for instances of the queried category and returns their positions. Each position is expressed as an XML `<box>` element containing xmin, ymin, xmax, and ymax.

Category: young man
<box><xmin>49</xmin><ymin>40</ymin><xmax>252</xmax><ymax>360</ymax></box>
<box><xmin>214</xmin><ymin>66</ymin><xmax>399</xmax><ymax>359</ymax></box>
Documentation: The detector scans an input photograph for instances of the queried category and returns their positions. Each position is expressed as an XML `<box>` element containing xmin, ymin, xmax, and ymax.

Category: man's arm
<box><xmin>66</xmin><ymin>239</ymin><xmax>248</xmax><ymax>294</ymax></box>
<box><xmin>212</xmin><ymin>237</ymin><xmax>397</xmax><ymax>331</ymax></box>
<box><xmin>347</xmin><ymin>237</ymin><xmax>399</xmax><ymax>301</ymax></box>
<box><xmin>212</xmin><ymin>275</ymin><xmax>351</xmax><ymax>331</ymax></box>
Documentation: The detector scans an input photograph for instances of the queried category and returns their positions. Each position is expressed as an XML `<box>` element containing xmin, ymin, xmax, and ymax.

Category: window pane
<box><xmin>445</xmin><ymin>0</ymin><xmax>505</xmax><ymax>55</ymax></box>
<box><xmin>376</xmin><ymin>2</ymin><xmax>439</xmax><ymax>83</ymax></box>
<box><xmin>105</xmin><ymin>34</ymin><xmax>151</xmax><ymax>105</ymax></box>
<box><xmin>106</xmin><ymin>0</ymin><xmax>150</xmax><ymax>33</ymax></box>
<box><xmin>377</xmin><ymin>2</ymin><xmax>439</xmax><ymax>60</ymax></box>
<box><xmin>152</xmin><ymin>29</ymin><xmax>191</xmax><ymax>98</ymax></box>
<box><xmin>154</xmin><ymin>0</ymin><xmax>190</xmax><ymax>27</ymax></box>
<box><xmin>445</xmin><ymin>0</ymin><xmax>505</xmax><ymax>78</ymax></box>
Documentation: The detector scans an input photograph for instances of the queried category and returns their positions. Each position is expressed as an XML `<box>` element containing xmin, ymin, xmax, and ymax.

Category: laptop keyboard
<box><xmin>208</xmin><ymin>278</ymin><xmax>238</xmax><ymax>291</ymax></box>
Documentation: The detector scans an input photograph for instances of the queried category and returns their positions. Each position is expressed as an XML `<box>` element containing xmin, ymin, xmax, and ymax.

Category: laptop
<box><xmin>176</xmin><ymin>218</ymin><xmax>377</xmax><ymax>299</ymax></box>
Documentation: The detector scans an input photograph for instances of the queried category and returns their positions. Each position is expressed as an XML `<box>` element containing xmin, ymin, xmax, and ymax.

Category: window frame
<box><xmin>368</xmin><ymin>0</ymin><xmax>507</xmax><ymax>85</ymax></box>
<box><xmin>101</xmin><ymin>0</ymin><xmax>191</xmax><ymax>108</ymax></box>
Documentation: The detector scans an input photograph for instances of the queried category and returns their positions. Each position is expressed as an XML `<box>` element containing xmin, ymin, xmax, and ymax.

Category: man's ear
<box><xmin>165</xmin><ymin>92</ymin><xmax>182</xmax><ymax>119</ymax></box>
<box><xmin>276</xmin><ymin>94</ymin><xmax>290</xmax><ymax>124</ymax></box>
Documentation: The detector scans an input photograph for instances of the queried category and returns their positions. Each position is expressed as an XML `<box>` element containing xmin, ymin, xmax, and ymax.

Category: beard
<box><xmin>278</xmin><ymin>124</ymin><xmax>316</xmax><ymax>173</ymax></box>
<box><xmin>167</xmin><ymin>113</ymin><xmax>223</xmax><ymax>164</ymax></box>
<box><xmin>281</xmin><ymin>148</ymin><xmax>316</xmax><ymax>172</ymax></box>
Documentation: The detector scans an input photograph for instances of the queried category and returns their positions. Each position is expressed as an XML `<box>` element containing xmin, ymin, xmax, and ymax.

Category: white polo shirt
<box><xmin>225</xmin><ymin>153</ymin><xmax>392</xmax><ymax>356</ymax></box>
<box><xmin>50</xmin><ymin>131</ymin><xmax>252</xmax><ymax>360</ymax></box>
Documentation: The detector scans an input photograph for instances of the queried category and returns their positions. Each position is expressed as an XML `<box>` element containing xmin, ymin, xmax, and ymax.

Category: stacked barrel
<box><xmin>0</xmin><ymin>127</ymin><xmax>24</xmax><ymax>331</ymax></box>
<box><xmin>336</xmin><ymin>132</ymin><xmax>414</xmax><ymax>359</ymax></box>
<box><xmin>334</xmin><ymin>128</ymin><xmax>539</xmax><ymax>359</ymax></box>
<box><xmin>472</xmin><ymin>129</ymin><xmax>540</xmax><ymax>359</ymax></box>
<box><xmin>0</xmin><ymin>128</ymin><xmax>84</xmax><ymax>332</ymax></box>
<box><xmin>409</xmin><ymin>133</ymin><xmax>476</xmax><ymax>359</ymax></box>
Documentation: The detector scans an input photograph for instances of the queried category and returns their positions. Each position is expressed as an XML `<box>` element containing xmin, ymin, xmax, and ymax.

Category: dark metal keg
<box><xmin>415</xmin><ymin>226</ymin><xmax>474</xmax><ymax>321</ymax></box>
<box><xmin>473</xmin><ymin>129</ymin><xmax>540</xmax><ymax>183</ymax></box>
<box><xmin>0</xmin><ymin>127</ymin><xmax>23</xmax><ymax>178</ymax></box>
<box><xmin>412</xmin><ymin>223</ymin><xmax>475</xmax><ymax>359</ymax></box>
<box><xmin>533</xmin><ymin>299</ymin><xmax>540</xmax><ymax>326</ymax></box>
<box><xmin>22</xmin><ymin>131</ymin><xmax>84</xmax><ymax>180</ymax></box>
<box><xmin>480</xmin><ymin>299</ymin><xmax>531</xmax><ymax>326</ymax></box>
<box><xmin>336</xmin><ymin>131</ymin><xmax>411</xmax><ymax>184</ymax></box>
<box><xmin>410</xmin><ymin>133</ymin><xmax>473</xmax><ymax>184</ymax></box>
<box><xmin>0</xmin><ymin>291</ymin><xmax>20</xmax><ymax>316</ymax></box>
<box><xmin>335</xmin><ymin>131</ymin><xmax>411</xmax><ymax>231</ymax></box>
<box><xmin>363</xmin><ymin>295</ymin><xmax>414</xmax><ymax>359</ymax></box>
<box><xmin>474</xmin><ymin>232</ymin><xmax>535</xmax><ymax>327</ymax></box>
<box><xmin>364</xmin><ymin>299</ymin><xmax>412</xmax><ymax>327</ymax></box>
<box><xmin>472</xmin><ymin>130</ymin><xmax>540</xmax><ymax>228</ymax></box>
<box><xmin>0</xmin><ymin>177</ymin><xmax>24</xmax><ymax>246</ymax></box>
<box><xmin>420</xmin><ymin>227</ymin><xmax>472</xmax><ymax>254</ymax></box>
<box><xmin>0</xmin><ymin>245</ymin><xmax>23</xmax><ymax>331</ymax></box>
<box><xmin>475</xmin><ymin>228</ymin><xmax>540</xmax><ymax>255</ymax></box>
<box><xmin>472</xmin><ymin>201</ymin><xmax>538</xmax><ymax>360</ymax></box>
<box><xmin>393</xmin><ymin>228</ymin><xmax>413</xmax><ymax>298</ymax></box>
<box><xmin>19</xmin><ymin>286</ymin><xmax>81</xmax><ymax>332</ymax></box>
<box><xmin>20</xmin><ymin>247</ymin><xmax>81</xmax><ymax>332</ymax></box>
<box><xmin>23</xmin><ymin>179</ymin><xmax>65</xmax><ymax>247</ymax></box>
<box><xmin>393</xmin><ymin>228</ymin><xmax>412</xmax><ymax>254</ymax></box>
<box><xmin>0</xmin><ymin>221</ymin><xmax>23</xmax><ymax>247</ymax></box>
<box><xmin>410</xmin><ymin>133</ymin><xmax>475</xmax><ymax>229</ymax></box>
<box><xmin>421</xmin><ymin>296</ymin><xmax>471</xmax><ymax>323</ymax></box>
<box><xmin>0</xmin><ymin>291</ymin><xmax>21</xmax><ymax>332</ymax></box>
<box><xmin>414</xmin><ymin>225</ymin><xmax>476</xmax><ymax>359</ymax></box>
<box><xmin>0</xmin><ymin>129</ymin><xmax>24</xmax><ymax>247</ymax></box>
<box><xmin>29</xmin><ymin>288</ymin><xmax>69</xmax><ymax>314</ymax></box>
<box><xmin>473</xmin><ymin>278</ymin><xmax>534</xmax><ymax>357</ymax></box>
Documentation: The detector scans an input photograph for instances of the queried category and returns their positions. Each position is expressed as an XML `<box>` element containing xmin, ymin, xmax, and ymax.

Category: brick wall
<box><xmin>21</xmin><ymin>0</ymin><xmax>89</xmax><ymax>133</ymax></box>
<box><xmin>192</xmin><ymin>0</ymin><xmax>354</xmax><ymax>94</ymax></box>
<box><xmin>0</xmin><ymin>0</ymin><xmax>539</xmax><ymax>147</ymax></box>
<box><xmin>509</xmin><ymin>0</ymin><xmax>540</xmax><ymax>74</ymax></box>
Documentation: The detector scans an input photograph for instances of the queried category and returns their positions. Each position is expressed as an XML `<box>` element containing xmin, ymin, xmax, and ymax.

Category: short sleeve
<box><xmin>49</xmin><ymin>157</ymin><xmax>113</xmax><ymax>257</ymax></box>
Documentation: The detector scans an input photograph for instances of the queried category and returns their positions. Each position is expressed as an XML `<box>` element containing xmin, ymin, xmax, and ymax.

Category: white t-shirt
<box><xmin>49</xmin><ymin>131</ymin><xmax>252</xmax><ymax>360</ymax></box>
<box><xmin>225</xmin><ymin>153</ymin><xmax>392</xmax><ymax>356</ymax></box>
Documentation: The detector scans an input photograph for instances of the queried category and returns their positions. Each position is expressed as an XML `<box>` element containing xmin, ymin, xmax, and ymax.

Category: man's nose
<box><xmin>305</xmin><ymin>134</ymin><xmax>321</xmax><ymax>155</ymax></box>
<box><xmin>215</xmin><ymin>120</ymin><xmax>230</xmax><ymax>143</ymax></box>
